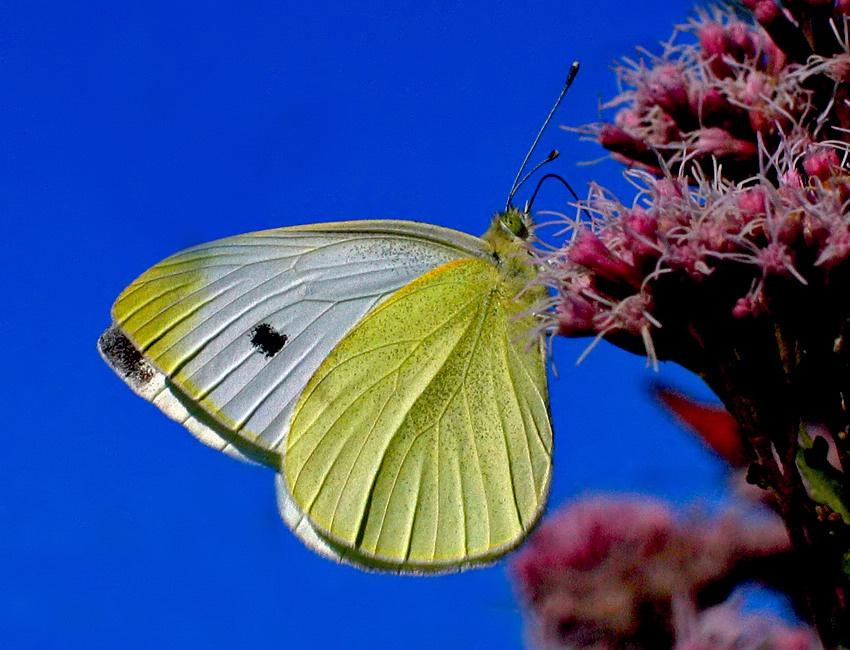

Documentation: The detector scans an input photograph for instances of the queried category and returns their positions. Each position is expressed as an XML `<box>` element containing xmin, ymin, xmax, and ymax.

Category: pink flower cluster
<box><xmin>547</xmin><ymin>3</ymin><xmax>850</xmax><ymax>366</ymax></box>
<box><xmin>511</xmin><ymin>497</ymin><xmax>810</xmax><ymax>649</ymax></box>
<box><xmin>592</xmin><ymin>2</ymin><xmax>848</xmax><ymax>177</ymax></box>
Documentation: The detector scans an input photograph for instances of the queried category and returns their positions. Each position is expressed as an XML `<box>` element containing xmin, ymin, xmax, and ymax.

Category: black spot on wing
<box><xmin>250</xmin><ymin>323</ymin><xmax>288</xmax><ymax>359</ymax></box>
<box><xmin>98</xmin><ymin>326</ymin><xmax>155</xmax><ymax>386</ymax></box>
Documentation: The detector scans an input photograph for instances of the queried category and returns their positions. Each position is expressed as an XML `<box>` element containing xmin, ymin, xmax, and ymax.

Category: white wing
<box><xmin>99</xmin><ymin>220</ymin><xmax>489</xmax><ymax>466</ymax></box>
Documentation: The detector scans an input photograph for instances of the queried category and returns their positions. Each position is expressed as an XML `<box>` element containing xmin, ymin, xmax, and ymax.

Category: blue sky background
<box><xmin>0</xmin><ymin>1</ymin><xmax>741</xmax><ymax>647</ymax></box>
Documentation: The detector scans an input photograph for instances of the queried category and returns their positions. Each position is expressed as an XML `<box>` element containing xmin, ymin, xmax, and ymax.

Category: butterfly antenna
<box><xmin>506</xmin><ymin>61</ymin><xmax>580</xmax><ymax>211</ymax></box>
<box><xmin>526</xmin><ymin>173</ymin><xmax>594</xmax><ymax>222</ymax></box>
<box><xmin>526</xmin><ymin>173</ymin><xmax>581</xmax><ymax>210</ymax></box>
<box><xmin>513</xmin><ymin>150</ymin><xmax>560</xmax><ymax>201</ymax></box>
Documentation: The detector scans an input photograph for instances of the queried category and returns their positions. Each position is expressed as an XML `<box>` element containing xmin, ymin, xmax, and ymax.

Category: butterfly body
<box><xmin>100</xmin><ymin>210</ymin><xmax>552</xmax><ymax>573</ymax></box>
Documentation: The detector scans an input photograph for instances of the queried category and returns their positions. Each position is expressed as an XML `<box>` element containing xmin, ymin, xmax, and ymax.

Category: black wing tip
<box><xmin>97</xmin><ymin>325</ymin><xmax>156</xmax><ymax>389</ymax></box>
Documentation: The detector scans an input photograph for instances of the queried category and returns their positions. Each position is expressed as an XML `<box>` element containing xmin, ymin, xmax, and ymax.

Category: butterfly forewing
<box><xmin>281</xmin><ymin>257</ymin><xmax>552</xmax><ymax>572</ymax></box>
<box><xmin>99</xmin><ymin>221</ymin><xmax>488</xmax><ymax>466</ymax></box>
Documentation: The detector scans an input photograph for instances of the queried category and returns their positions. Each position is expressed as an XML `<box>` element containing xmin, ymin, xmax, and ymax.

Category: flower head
<box><xmin>512</xmin><ymin>497</ymin><xmax>792</xmax><ymax>649</ymax></box>
<box><xmin>673</xmin><ymin>597</ymin><xmax>821</xmax><ymax>650</ymax></box>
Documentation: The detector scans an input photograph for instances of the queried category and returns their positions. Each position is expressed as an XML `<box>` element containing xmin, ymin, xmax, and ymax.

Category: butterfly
<box><xmin>98</xmin><ymin>208</ymin><xmax>553</xmax><ymax>573</ymax></box>
<box><xmin>99</xmin><ymin>62</ymin><xmax>580</xmax><ymax>573</ymax></box>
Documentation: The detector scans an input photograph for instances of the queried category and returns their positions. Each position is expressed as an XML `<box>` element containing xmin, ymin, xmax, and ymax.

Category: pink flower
<box><xmin>803</xmin><ymin>148</ymin><xmax>840</xmax><ymax>183</ymax></box>
<box><xmin>567</xmin><ymin>228</ymin><xmax>643</xmax><ymax>288</ymax></box>
<box><xmin>673</xmin><ymin>598</ymin><xmax>821</xmax><ymax>650</ymax></box>
<box><xmin>511</xmin><ymin>497</ymin><xmax>792</xmax><ymax>649</ymax></box>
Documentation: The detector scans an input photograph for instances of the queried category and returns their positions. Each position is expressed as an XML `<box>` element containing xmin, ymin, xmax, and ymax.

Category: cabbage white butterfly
<box><xmin>99</xmin><ymin>63</ymin><xmax>577</xmax><ymax>573</ymax></box>
<box><xmin>99</xmin><ymin>211</ymin><xmax>551</xmax><ymax>573</ymax></box>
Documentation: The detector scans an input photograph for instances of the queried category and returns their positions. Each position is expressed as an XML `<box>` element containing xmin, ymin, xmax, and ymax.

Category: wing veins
<box><xmin>491</xmin><ymin>336</ymin><xmax>530</xmax><ymax>529</ymax></box>
<box><xmin>229</xmin><ymin>333</ymin><xmax>344</xmax><ymax>439</ymax></box>
<box><xmin>370</xmin><ymin>285</ymin><xmax>494</xmax><ymax>555</ymax></box>
<box><xmin>290</xmin><ymin>350</ymin><xmax>424</xmax><ymax>490</ymax></box>
<box><xmin>150</xmin><ymin>237</ymin><xmax>366</xmax><ymax>272</ymax></box>
<box><xmin>116</xmin><ymin>279</ymin><xmax>196</xmax><ymax>326</ymax></box>
<box><xmin>122</xmin><ymin>259</ymin><xmax>277</xmax><ymax>289</ymax></box>
<box><xmin>490</xmin><ymin>329</ymin><xmax>539</xmax><ymax>528</ymax></box>
<box><xmin>404</xmin><ymin>442</ymin><xmax>432</xmax><ymax>562</ymax></box>
<box><xmin>165</xmin><ymin>274</ymin><xmax>340</xmax><ymax>381</ymax></box>
<box><xmin>194</xmin><ymin>347</ymin><xmax>256</xmax><ymax>403</ymax></box>
<box><xmin>505</xmin><ymin>339</ymin><xmax>551</xmax><ymax>454</ymax></box>
<box><xmin>432</xmin><ymin>398</ymin><xmax>441</xmax><ymax>561</ymax></box>
<box><xmin>461</xmin><ymin>387</ymin><xmax>486</xmax><ymax>549</ymax></box>
<box><xmin>152</xmin><ymin>246</ymin><xmax>305</xmax><ymax>268</ymax></box>
<box><xmin>265</xmin><ymin>320</ymin><xmax>378</xmax><ymax>450</ymax></box>
<box><xmin>136</xmin><ymin>283</ymin><xmax>241</xmax><ymax>354</ymax></box>
<box><xmin>398</xmin><ymin>287</ymin><xmax>492</xmax><ymax>561</ymax></box>
<box><xmin>506</xmin><ymin>335</ymin><xmax>548</xmax><ymax>408</ymax></box>
<box><xmin>454</xmin><ymin>428</ymin><xmax>468</xmax><ymax>555</ymax></box>
<box><xmin>131</xmin><ymin>243</ymin><xmax>402</xmax><ymax>373</ymax></box>
<box><xmin>141</xmin><ymin>291</ymin><xmax>337</xmax><ymax>445</ymax></box>
<box><xmin>326</xmin><ymin>372</ymin><xmax>400</xmax><ymax>529</ymax></box>
<box><xmin>184</xmin><ymin>301</ymin><xmax>348</xmax><ymax>446</ymax></box>
<box><xmin>292</xmin><ymin>287</ymin><xmax>483</xmax><ymax>420</ymax></box>
<box><xmin>427</xmin><ymin>288</ymin><xmax>496</xmax><ymax>556</ymax></box>
<box><xmin>498</xmin><ymin>329</ymin><xmax>540</xmax><ymax>500</ymax></box>
<box><xmin>294</xmin><ymin>283</ymin><xmax>483</xmax><ymax>466</ymax></box>
<box><xmin>211</xmin><ymin>301</ymin><xmax>344</xmax><ymax>420</ymax></box>
<box><xmin>119</xmin><ymin>257</ymin><xmax>251</xmax><ymax>317</ymax></box>
<box><xmin>288</xmin><ymin>293</ymin><xmax>478</xmax><ymax>485</ymax></box>
<box><xmin>374</xmin><ymin>419</ymin><xmax>437</xmax><ymax>555</ymax></box>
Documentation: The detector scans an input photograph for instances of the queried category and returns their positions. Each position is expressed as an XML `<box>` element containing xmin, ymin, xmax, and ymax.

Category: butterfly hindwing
<box><xmin>279</xmin><ymin>256</ymin><xmax>552</xmax><ymax>572</ymax></box>
<box><xmin>99</xmin><ymin>221</ymin><xmax>489</xmax><ymax>466</ymax></box>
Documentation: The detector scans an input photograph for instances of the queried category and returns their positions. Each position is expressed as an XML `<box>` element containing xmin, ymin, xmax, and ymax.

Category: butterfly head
<box><xmin>482</xmin><ymin>206</ymin><xmax>533</xmax><ymax>245</ymax></box>
<box><xmin>479</xmin><ymin>207</ymin><xmax>540</xmax><ymax>291</ymax></box>
<box><xmin>499</xmin><ymin>206</ymin><xmax>531</xmax><ymax>241</ymax></box>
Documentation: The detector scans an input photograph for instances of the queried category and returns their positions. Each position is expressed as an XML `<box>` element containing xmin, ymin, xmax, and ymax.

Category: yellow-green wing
<box><xmin>98</xmin><ymin>221</ymin><xmax>489</xmax><ymax>466</ymax></box>
<box><xmin>278</xmin><ymin>257</ymin><xmax>552</xmax><ymax>572</ymax></box>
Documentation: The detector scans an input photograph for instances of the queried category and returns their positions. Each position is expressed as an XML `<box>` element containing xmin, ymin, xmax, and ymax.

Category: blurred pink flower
<box><xmin>673</xmin><ymin>598</ymin><xmax>821</xmax><ymax>650</ymax></box>
<box><xmin>511</xmin><ymin>497</ymin><xmax>791</xmax><ymax>649</ymax></box>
